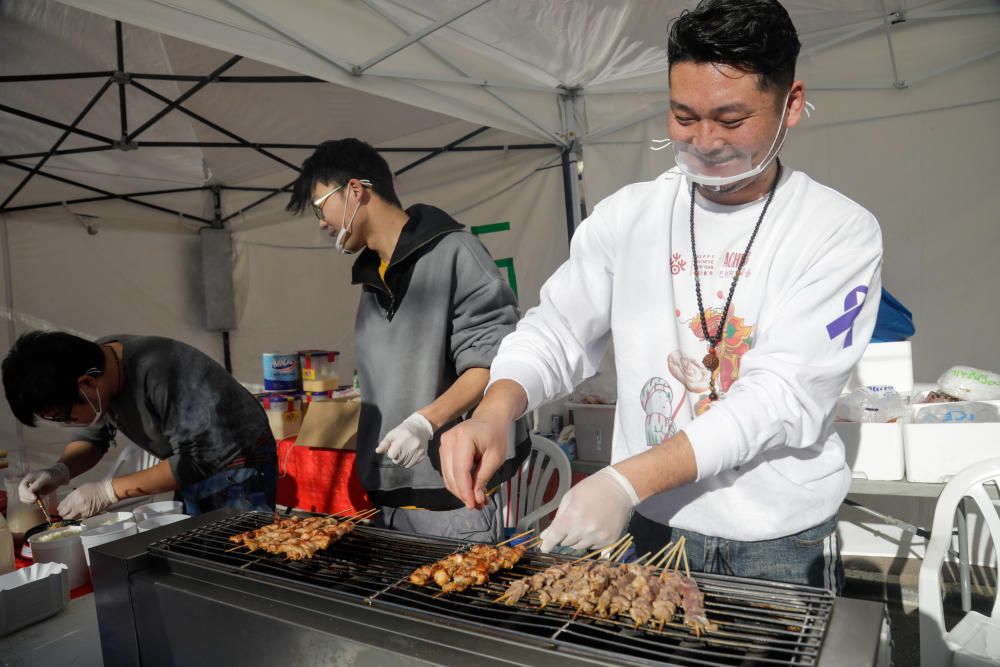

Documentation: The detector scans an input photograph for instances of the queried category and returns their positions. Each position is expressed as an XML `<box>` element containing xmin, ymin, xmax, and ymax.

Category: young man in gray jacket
<box><xmin>287</xmin><ymin>138</ymin><xmax>529</xmax><ymax>542</ymax></box>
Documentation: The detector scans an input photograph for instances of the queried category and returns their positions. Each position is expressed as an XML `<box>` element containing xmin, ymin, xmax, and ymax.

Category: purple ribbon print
<box><xmin>826</xmin><ymin>285</ymin><xmax>868</xmax><ymax>348</ymax></box>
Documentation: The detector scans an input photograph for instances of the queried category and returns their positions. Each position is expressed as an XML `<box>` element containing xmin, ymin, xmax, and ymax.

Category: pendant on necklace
<box><xmin>703</xmin><ymin>347</ymin><xmax>720</xmax><ymax>372</ymax></box>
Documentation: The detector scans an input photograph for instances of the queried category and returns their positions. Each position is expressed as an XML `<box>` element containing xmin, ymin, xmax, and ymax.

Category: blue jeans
<box><xmin>628</xmin><ymin>512</ymin><xmax>844</xmax><ymax>593</ymax></box>
<box><xmin>177</xmin><ymin>455</ymin><xmax>278</xmax><ymax>516</ymax></box>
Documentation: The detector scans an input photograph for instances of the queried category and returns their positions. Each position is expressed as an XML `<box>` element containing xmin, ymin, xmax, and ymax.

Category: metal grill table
<box><xmin>90</xmin><ymin>509</ymin><xmax>887</xmax><ymax>667</ymax></box>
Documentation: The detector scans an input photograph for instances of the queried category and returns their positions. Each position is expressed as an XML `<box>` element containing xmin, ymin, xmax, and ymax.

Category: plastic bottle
<box><xmin>225</xmin><ymin>485</ymin><xmax>252</xmax><ymax>511</ymax></box>
<box><xmin>0</xmin><ymin>511</ymin><xmax>15</xmax><ymax>575</ymax></box>
<box><xmin>352</xmin><ymin>369</ymin><xmax>360</xmax><ymax>390</ymax></box>
<box><xmin>247</xmin><ymin>491</ymin><xmax>272</xmax><ymax>514</ymax></box>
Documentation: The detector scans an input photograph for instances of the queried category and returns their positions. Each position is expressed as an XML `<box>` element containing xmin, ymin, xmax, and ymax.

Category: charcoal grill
<box><xmin>90</xmin><ymin>509</ymin><xmax>887</xmax><ymax>666</ymax></box>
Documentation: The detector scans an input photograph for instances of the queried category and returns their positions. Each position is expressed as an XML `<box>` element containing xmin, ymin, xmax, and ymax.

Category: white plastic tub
<box><xmin>0</xmin><ymin>562</ymin><xmax>69</xmax><ymax>636</ymax></box>
<box><xmin>80</xmin><ymin>520</ymin><xmax>138</xmax><ymax>566</ymax></box>
<box><xmin>80</xmin><ymin>511</ymin><xmax>134</xmax><ymax>532</ymax></box>
<box><xmin>834</xmin><ymin>422</ymin><xmax>905</xmax><ymax>481</ymax></box>
<box><xmin>132</xmin><ymin>500</ymin><xmax>184</xmax><ymax>522</ymax></box>
<box><xmin>137</xmin><ymin>514</ymin><xmax>188</xmax><ymax>532</ymax></box>
<box><xmin>28</xmin><ymin>525</ymin><xmax>89</xmax><ymax>590</ymax></box>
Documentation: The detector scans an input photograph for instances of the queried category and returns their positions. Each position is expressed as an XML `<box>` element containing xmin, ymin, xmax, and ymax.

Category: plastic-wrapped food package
<box><xmin>913</xmin><ymin>402</ymin><xmax>1000</xmax><ymax>424</ymax></box>
<box><xmin>836</xmin><ymin>387</ymin><xmax>908</xmax><ymax>423</ymax></box>
<box><xmin>937</xmin><ymin>366</ymin><xmax>1000</xmax><ymax>402</ymax></box>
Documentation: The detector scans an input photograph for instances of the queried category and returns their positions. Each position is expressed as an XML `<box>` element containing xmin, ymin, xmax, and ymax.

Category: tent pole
<box><xmin>0</xmin><ymin>214</ymin><xmax>25</xmax><ymax>472</ymax></box>
<box><xmin>560</xmin><ymin>149</ymin><xmax>581</xmax><ymax>245</ymax></box>
<box><xmin>129</xmin><ymin>80</ymin><xmax>301</xmax><ymax>173</ymax></box>
<box><xmin>115</xmin><ymin>22</ymin><xmax>128</xmax><ymax>140</ymax></box>
<box><xmin>126</xmin><ymin>55</ymin><xmax>242</xmax><ymax>142</ymax></box>
<box><xmin>0</xmin><ymin>103</ymin><xmax>113</xmax><ymax>145</ymax></box>
<box><xmin>394</xmin><ymin>126</ymin><xmax>490</xmax><ymax>176</ymax></box>
<box><xmin>210</xmin><ymin>185</ymin><xmax>234</xmax><ymax>374</ymax></box>
<box><xmin>2</xmin><ymin>78</ymin><xmax>114</xmax><ymax>209</ymax></box>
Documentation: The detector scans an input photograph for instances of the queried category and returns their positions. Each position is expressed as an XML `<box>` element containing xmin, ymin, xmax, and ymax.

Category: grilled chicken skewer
<box><xmin>409</xmin><ymin>544</ymin><xmax>528</xmax><ymax>593</ymax></box>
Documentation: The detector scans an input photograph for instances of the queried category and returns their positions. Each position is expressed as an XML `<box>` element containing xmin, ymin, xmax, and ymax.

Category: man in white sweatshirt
<box><xmin>439</xmin><ymin>0</ymin><xmax>883</xmax><ymax>591</ymax></box>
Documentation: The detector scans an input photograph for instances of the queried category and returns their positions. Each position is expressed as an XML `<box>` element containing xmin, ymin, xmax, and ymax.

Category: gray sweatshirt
<box><xmin>72</xmin><ymin>335</ymin><xmax>274</xmax><ymax>486</ymax></box>
<box><xmin>352</xmin><ymin>204</ymin><xmax>530</xmax><ymax>509</ymax></box>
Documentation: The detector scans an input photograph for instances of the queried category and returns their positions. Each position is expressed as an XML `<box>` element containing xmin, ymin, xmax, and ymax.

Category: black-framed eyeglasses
<box><xmin>37</xmin><ymin>404</ymin><xmax>75</xmax><ymax>424</ymax></box>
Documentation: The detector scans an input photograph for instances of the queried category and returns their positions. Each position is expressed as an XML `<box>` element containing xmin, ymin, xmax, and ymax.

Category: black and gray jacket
<box><xmin>352</xmin><ymin>204</ymin><xmax>530</xmax><ymax>510</ymax></box>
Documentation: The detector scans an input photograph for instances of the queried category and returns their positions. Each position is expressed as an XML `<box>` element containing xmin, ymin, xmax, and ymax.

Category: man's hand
<box><xmin>540</xmin><ymin>466</ymin><xmax>640</xmax><ymax>553</ymax></box>
<box><xmin>439</xmin><ymin>415</ymin><xmax>510</xmax><ymax>509</ymax></box>
<box><xmin>57</xmin><ymin>479</ymin><xmax>118</xmax><ymax>519</ymax></box>
<box><xmin>19</xmin><ymin>462</ymin><xmax>71</xmax><ymax>503</ymax></box>
<box><xmin>375</xmin><ymin>412</ymin><xmax>435</xmax><ymax>468</ymax></box>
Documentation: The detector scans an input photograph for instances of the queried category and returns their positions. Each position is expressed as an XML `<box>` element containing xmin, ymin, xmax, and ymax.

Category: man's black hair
<box><xmin>2</xmin><ymin>331</ymin><xmax>105</xmax><ymax>426</ymax></box>
<box><xmin>286</xmin><ymin>138</ymin><xmax>402</xmax><ymax>214</ymax></box>
<box><xmin>668</xmin><ymin>0</ymin><xmax>801</xmax><ymax>94</ymax></box>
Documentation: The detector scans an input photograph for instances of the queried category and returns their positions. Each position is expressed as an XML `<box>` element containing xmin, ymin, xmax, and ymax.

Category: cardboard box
<box><xmin>568</xmin><ymin>402</ymin><xmax>616</xmax><ymax>464</ymax></box>
<box><xmin>295</xmin><ymin>397</ymin><xmax>360</xmax><ymax>450</ymax></box>
<box><xmin>834</xmin><ymin>421</ymin><xmax>905</xmax><ymax>481</ymax></box>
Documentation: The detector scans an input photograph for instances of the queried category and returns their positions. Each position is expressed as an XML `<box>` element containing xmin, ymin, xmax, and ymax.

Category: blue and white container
<box><xmin>262</xmin><ymin>353</ymin><xmax>301</xmax><ymax>391</ymax></box>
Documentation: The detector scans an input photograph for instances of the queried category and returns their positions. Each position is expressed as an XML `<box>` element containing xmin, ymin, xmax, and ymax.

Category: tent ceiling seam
<box><xmin>355</xmin><ymin>0</ymin><xmax>491</xmax><ymax>75</ymax></box>
<box><xmin>220</xmin><ymin>0</ymin><xmax>355</xmax><ymax>77</ymax></box>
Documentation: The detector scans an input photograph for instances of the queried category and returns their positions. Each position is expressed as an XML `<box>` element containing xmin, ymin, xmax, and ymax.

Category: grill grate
<box><xmin>148</xmin><ymin>512</ymin><xmax>834</xmax><ymax>666</ymax></box>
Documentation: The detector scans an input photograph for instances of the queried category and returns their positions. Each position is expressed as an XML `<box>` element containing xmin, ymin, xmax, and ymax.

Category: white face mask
<box><xmin>320</xmin><ymin>179</ymin><xmax>371</xmax><ymax>255</ymax></box>
<box><xmin>652</xmin><ymin>92</ymin><xmax>803</xmax><ymax>192</ymax></box>
<box><xmin>79</xmin><ymin>377</ymin><xmax>104</xmax><ymax>428</ymax></box>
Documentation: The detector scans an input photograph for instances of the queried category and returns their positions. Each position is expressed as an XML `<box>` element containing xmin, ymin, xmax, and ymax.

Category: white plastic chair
<box><xmin>500</xmin><ymin>435</ymin><xmax>571</xmax><ymax>534</ymax></box>
<box><xmin>919</xmin><ymin>457</ymin><xmax>1000</xmax><ymax>667</ymax></box>
<box><xmin>107</xmin><ymin>442</ymin><xmax>161</xmax><ymax>479</ymax></box>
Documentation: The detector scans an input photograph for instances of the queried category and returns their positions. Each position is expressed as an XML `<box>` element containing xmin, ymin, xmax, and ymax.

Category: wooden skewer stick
<box><xmin>658</xmin><ymin>540</ymin><xmax>683</xmax><ymax>579</ymax></box>
<box><xmin>609</xmin><ymin>536</ymin><xmax>634</xmax><ymax>562</ymax></box>
<box><xmin>650</xmin><ymin>541</ymin><xmax>675</xmax><ymax>569</ymax></box>
<box><xmin>225</xmin><ymin>544</ymin><xmax>248</xmax><ymax>553</ymax></box>
<box><xmin>681</xmin><ymin>543</ymin><xmax>691</xmax><ymax>578</ymax></box>
<box><xmin>567</xmin><ymin>533</ymin><xmax>630</xmax><ymax>565</ymax></box>
<box><xmin>497</xmin><ymin>529</ymin><xmax>535</xmax><ymax>546</ymax></box>
<box><xmin>670</xmin><ymin>536</ymin><xmax>688</xmax><ymax>573</ymax></box>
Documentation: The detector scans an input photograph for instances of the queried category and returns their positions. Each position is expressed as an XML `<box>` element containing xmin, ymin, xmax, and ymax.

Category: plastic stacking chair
<box><xmin>500</xmin><ymin>435</ymin><xmax>571</xmax><ymax>535</ymax></box>
<box><xmin>919</xmin><ymin>457</ymin><xmax>1000</xmax><ymax>667</ymax></box>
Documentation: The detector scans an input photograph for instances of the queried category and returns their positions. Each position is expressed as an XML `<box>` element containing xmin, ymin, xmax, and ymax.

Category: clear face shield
<box><xmin>651</xmin><ymin>92</ymin><xmax>812</xmax><ymax>192</ymax></box>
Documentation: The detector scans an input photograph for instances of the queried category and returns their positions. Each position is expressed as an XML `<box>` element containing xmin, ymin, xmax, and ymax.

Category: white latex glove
<box><xmin>19</xmin><ymin>462</ymin><xmax>71</xmax><ymax>503</ymax></box>
<box><xmin>57</xmin><ymin>479</ymin><xmax>118</xmax><ymax>519</ymax></box>
<box><xmin>375</xmin><ymin>412</ymin><xmax>434</xmax><ymax>468</ymax></box>
<box><xmin>540</xmin><ymin>466</ymin><xmax>640</xmax><ymax>554</ymax></box>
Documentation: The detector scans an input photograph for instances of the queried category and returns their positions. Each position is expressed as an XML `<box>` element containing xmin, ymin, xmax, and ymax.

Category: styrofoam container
<box><xmin>28</xmin><ymin>525</ymin><xmax>89</xmax><ymax>590</ymax></box>
<box><xmin>137</xmin><ymin>514</ymin><xmax>188</xmax><ymax>532</ymax></box>
<box><xmin>904</xmin><ymin>421</ymin><xmax>1000</xmax><ymax>483</ymax></box>
<box><xmin>834</xmin><ymin>422</ymin><xmax>905</xmax><ymax>481</ymax></box>
<box><xmin>80</xmin><ymin>520</ymin><xmax>138</xmax><ymax>566</ymax></box>
<box><xmin>844</xmin><ymin>341</ymin><xmax>914</xmax><ymax>395</ymax></box>
<box><xmin>132</xmin><ymin>500</ymin><xmax>184</xmax><ymax>521</ymax></box>
<box><xmin>80</xmin><ymin>511</ymin><xmax>134</xmax><ymax>532</ymax></box>
<box><xmin>568</xmin><ymin>403</ymin><xmax>616</xmax><ymax>463</ymax></box>
<box><xmin>0</xmin><ymin>562</ymin><xmax>69</xmax><ymax>636</ymax></box>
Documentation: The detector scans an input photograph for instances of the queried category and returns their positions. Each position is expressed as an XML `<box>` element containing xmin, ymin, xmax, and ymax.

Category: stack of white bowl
<box><xmin>132</xmin><ymin>500</ymin><xmax>188</xmax><ymax>532</ymax></box>
<box><xmin>79</xmin><ymin>512</ymin><xmax>138</xmax><ymax>566</ymax></box>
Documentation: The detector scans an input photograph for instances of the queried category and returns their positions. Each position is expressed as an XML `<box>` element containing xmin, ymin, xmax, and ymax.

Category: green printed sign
<box><xmin>471</xmin><ymin>221</ymin><xmax>518</xmax><ymax>300</ymax></box>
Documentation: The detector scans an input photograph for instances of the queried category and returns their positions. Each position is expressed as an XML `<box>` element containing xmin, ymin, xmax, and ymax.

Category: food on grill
<box><xmin>227</xmin><ymin>511</ymin><xmax>374</xmax><ymax>561</ymax></box>
<box><xmin>409</xmin><ymin>543</ymin><xmax>528</xmax><ymax>593</ymax></box>
<box><xmin>498</xmin><ymin>557</ymin><xmax>717</xmax><ymax>636</ymax></box>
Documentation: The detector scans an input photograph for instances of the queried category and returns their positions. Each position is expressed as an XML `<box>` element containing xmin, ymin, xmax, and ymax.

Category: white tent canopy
<box><xmin>1</xmin><ymin>0</ymin><xmax>999</xmax><ymax>479</ymax></box>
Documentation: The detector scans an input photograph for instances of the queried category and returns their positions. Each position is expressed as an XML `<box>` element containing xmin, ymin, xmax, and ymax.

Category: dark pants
<box><xmin>177</xmin><ymin>437</ymin><xmax>278</xmax><ymax>516</ymax></box>
<box><xmin>628</xmin><ymin>511</ymin><xmax>844</xmax><ymax>593</ymax></box>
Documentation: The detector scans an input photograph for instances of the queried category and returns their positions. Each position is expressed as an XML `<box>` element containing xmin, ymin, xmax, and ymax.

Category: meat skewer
<box><xmin>226</xmin><ymin>509</ymin><xmax>378</xmax><ymax>560</ymax></box>
<box><xmin>409</xmin><ymin>534</ymin><xmax>537</xmax><ymax>594</ymax></box>
<box><xmin>496</xmin><ymin>535</ymin><xmax>716</xmax><ymax>637</ymax></box>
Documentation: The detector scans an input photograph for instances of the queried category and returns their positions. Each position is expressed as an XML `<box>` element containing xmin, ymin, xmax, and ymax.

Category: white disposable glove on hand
<box><xmin>540</xmin><ymin>466</ymin><xmax>641</xmax><ymax>554</ymax></box>
<box><xmin>57</xmin><ymin>479</ymin><xmax>118</xmax><ymax>519</ymax></box>
<box><xmin>375</xmin><ymin>412</ymin><xmax>435</xmax><ymax>468</ymax></box>
<box><xmin>19</xmin><ymin>462</ymin><xmax>72</xmax><ymax>503</ymax></box>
